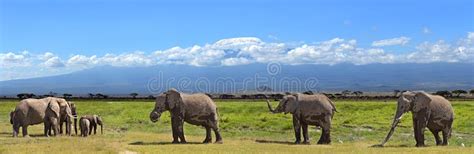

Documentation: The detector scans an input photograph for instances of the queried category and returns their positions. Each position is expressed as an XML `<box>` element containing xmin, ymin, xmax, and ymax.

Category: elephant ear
<box><xmin>47</xmin><ymin>101</ymin><xmax>61</xmax><ymax>117</ymax></box>
<box><xmin>166</xmin><ymin>89</ymin><xmax>183</xmax><ymax>110</ymax></box>
<box><xmin>93</xmin><ymin>115</ymin><xmax>98</xmax><ymax>124</ymax></box>
<box><xmin>412</xmin><ymin>92</ymin><xmax>431</xmax><ymax>112</ymax></box>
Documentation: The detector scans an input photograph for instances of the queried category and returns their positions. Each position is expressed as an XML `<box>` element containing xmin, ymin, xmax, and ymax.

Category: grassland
<box><xmin>0</xmin><ymin>99</ymin><xmax>472</xmax><ymax>153</ymax></box>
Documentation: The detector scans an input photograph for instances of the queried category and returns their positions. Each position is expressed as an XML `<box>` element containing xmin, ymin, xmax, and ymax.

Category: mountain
<box><xmin>1</xmin><ymin>63</ymin><xmax>473</xmax><ymax>95</ymax></box>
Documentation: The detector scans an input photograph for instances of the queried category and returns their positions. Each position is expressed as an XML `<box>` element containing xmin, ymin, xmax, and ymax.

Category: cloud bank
<box><xmin>1</xmin><ymin>32</ymin><xmax>473</xmax><ymax>80</ymax></box>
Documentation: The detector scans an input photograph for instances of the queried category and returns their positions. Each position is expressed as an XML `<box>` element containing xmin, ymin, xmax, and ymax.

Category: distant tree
<box><xmin>352</xmin><ymin>91</ymin><xmax>363</xmax><ymax>97</ymax></box>
<box><xmin>451</xmin><ymin>90</ymin><xmax>467</xmax><ymax>97</ymax></box>
<box><xmin>63</xmin><ymin>93</ymin><xmax>73</xmax><ymax>99</ymax></box>
<box><xmin>48</xmin><ymin>91</ymin><xmax>57</xmax><ymax>97</ymax></box>
<box><xmin>435</xmin><ymin>91</ymin><xmax>452</xmax><ymax>98</ymax></box>
<box><xmin>88</xmin><ymin>93</ymin><xmax>95</xmax><ymax>99</ymax></box>
<box><xmin>219</xmin><ymin>94</ymin><xmax>235</xmax><ymax>99</ymax></box>
<box><xmin>470</xmin><ymin>89</ymin><xmax>474</xmax><ymax>96</ymax></box>
<box><xmin>393</xmin><ymin>90</ymin><xmax>401</xmax><ymax>97</ymax></box>
<box><xmin>130</xmin><ymin>93</ymin><xmax>139</xmax><ymax>99</ymax></box>
<box><xmin>303</xmin><ymin>90</ymin><xmax>314</xmax><ymax>95</ymax></box>
<box><xmin>284</xmin><ymin>92</ymin><xmax>292</xmax><ymax>95</ymax></box>
<box><xmin>341</xmin><ymin>90</ymin><xmax>351</xmax><ymax>97</ymax></box>
<box><xmin>17</xmin><ymin>93</ymin><xmax>33</xmax><ymax>99</ymax></box>
<box><xmin>334</xmin><ymin>93</ymin><xmax>342</xmax><ymax>98</ymax></box>
<box><xmin>96</xmin><ymin>93</ymin><xmax>105</xmax><ymax>99</ymax></box>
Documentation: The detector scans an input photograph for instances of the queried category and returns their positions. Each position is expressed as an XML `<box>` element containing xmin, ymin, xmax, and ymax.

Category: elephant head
<box><xmin>379</xmin><ymin>91</ymin><xmax>431</xmax><ymax>146</ymax></box>
<box><xmin>93</xmin><ymin>115</ymin><xmax>104</xmax><ymax>134</ymax></box>
<box><xmin>68</xmin><ymin>102</ymin><xmax>78</xmax><ymax>135</ymax></box>
<box><xmin>149</xmin><ymin>89</ymin><xmax>183</xmax><ymax>123</ymax></box>
<box><xmin>49</xmin><ymin>97</ymin><xmax>74</xmax><ymax>135</ymax></box>
<box><xmin>266</xmin><ymin>94</ymin><xmax>299</xmax><ymax>114</ymax></box>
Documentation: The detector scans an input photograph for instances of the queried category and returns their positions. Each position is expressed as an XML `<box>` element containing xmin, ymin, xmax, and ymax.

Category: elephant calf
<box><xmin>266</xmin><ymin>93</ymin><xmax>337</xmax><ymax>144</ymax></box>
<box><xmin>79</xmin><ymin>115</ymin><xmax>103</xmax><ymax>135</ymax></box>
<box><xmin>79</xmin><ymin>117</ymin><xmax>90</xmax><ymax>137</ymax></box>
<box><xmin>149</xmin><ymin>89</ymin><xmax>223</xmax><ymax>144</ymax></box>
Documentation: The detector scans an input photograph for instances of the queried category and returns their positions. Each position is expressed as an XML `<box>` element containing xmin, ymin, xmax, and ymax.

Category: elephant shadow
<box><xmin>0</xmin><ymin>132</ymin><xmax>45</xmax><ymax>138</ymax></box>
<box><xmin>369</xmin><ymin>144</ymin><xmax>412</xmax><ymax>148</ymax></box>
<box><xmin>255</xmin><ymin>139</ymin><xmax>295</xmax><ymax>145</ymax></box>
<box><xmin>129</xmin><ymin>141</ymin><xmax>203</xmax><ymax>145</ymax></box>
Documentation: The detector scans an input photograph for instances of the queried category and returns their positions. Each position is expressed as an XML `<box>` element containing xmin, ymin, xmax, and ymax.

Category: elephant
<box><xmin>59</xmin><ymin>101</ymin><xmax>77</xmax><ymax>135</ymax></box>
<box><xmin>149</xmin><ymin>89</ymin><xmax>223</xmax><ymax>144</ymax></box>
<box><xmin>266</xmin><ymin>93</ymin><xmax>337</xmax><ymax>144</ymax></box>
<box><xmin>10</xmin><ymin>97</ymin><xmax>74</xmax><ymax>137</ymax></box>
<box><xmin>378</xmin><ymin>91</ymin><xmax>454</xmax><ymax>147</ymax></box>
<box><xmin>79</xmin><ymin>117</ymin><xmax>90</xmax><ymax>137</ymax></box>
<box><xmin>80</xmin><ymin>115</ymin><xmax>103</xmax><ymax>135</ymax></box>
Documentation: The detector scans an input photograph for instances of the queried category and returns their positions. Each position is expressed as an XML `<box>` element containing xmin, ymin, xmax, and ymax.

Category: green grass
<box><xmin>0</xmin><ymin>99</ymin><xmax>472</xmax><ymax>153</ymax></box>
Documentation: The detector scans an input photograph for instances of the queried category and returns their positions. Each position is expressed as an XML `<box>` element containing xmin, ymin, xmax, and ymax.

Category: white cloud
<box><xmin>1</xmin><ymin>32</ymin><xmax>474</xmax><ymax>80</ymax></box>
<box><xmin>0</xmin><ymin>51</ymin><xmax>31</xmax><ymax>68</ymax></box>
<box><xmin>43</xmin><ymin>56</ymin><xmax>65</xmax><ymax>68</ymax></box>
<box><xmin>67</xmin><ymin>55</ymin><xmax>99</xmax><ymax>68</ymax></box>
<box><xmin>372</xmin><ymin>37</ymin><xmax>411</xmax><ymax>47</ymax></box>
<box><xmin>221</xmin><ymin>57</ymin><xmax>252</xmax><ymax>66</ymax></box>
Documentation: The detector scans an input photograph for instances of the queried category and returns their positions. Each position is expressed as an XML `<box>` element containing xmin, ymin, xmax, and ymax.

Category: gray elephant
<box><xmin>80</xmin><ymin>115</ymin><xmax>103</xmax><ymax>135</ymax></box>
<box><xmin>59</xmin><ymin>101</ymin><xmax>77</xmax><ymax>135</ymax></box>
<box><xmin>79</xmin><ymin>117</ymin><xmax>90</xmax><ymax>137</ymax></box>
<box><xmin>266</xmin><ymin>93</ymin><xmax>337</xmax><ymax>144</ymax></box>
<box><xmin>10</xmin><ymin>97</ymin><xmax>74</xmax><ymax>137</ymax></box>
<box><xmin>378</xmin><ymin>91</ymin><xmax>454</xmax><ymax>147</ymax></box>
<box><xmin>149</xmin><ymin>89</ymin><xmax>223</xmax><ymax>144</ymax></box>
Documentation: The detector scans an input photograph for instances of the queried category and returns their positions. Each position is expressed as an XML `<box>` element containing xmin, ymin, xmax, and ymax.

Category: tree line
<box><xmin>10</xmin><ymin>89</ymin><xmax>474</xmax><ymax>100</ymax></box>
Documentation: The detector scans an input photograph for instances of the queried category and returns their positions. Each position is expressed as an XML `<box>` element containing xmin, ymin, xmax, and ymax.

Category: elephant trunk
<box><xmin>379</xmin><ymin>110</ymin><xmax>404</xmax><ymax>146</ymax></box>
<box><xmin>100</xmin><ymin>124</ymin><xmax>103</xmax><ymax>134</ymax></box>
<box><xmin>265</xmin><ymin>97</ymin><xmax>277</xmax><ymax>113</ymax></box>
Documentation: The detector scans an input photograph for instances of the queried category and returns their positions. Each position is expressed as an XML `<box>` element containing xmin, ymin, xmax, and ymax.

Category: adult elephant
<box><xmin>10</xmin><ymin>97</ymin><xmax>74</xmax><ymax>137</ymax></box>
<box><xmin>80</xmin><ymin>115</ymin><xmax>103</xmax><ymax>135</ymax></box>
<box><xmin>266</xmin><ymin>93</ymin><xmax>337</xmax><ymax>144</ymax></box>
<box><xmin>59</xmin><ymin>101</ymin><xmax>77</xmax><ymax>135</ymax></box>
<box><xmin>378</xmin><ymin>91</ymin><xmax>454</xmax><ymax>147</ymax></box>
<box><xmin>149</xmin><ymin>89</ymin><xmax>223</xmax><ymax>144</ymax></box>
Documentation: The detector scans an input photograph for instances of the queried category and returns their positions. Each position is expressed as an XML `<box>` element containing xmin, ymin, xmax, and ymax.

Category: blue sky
<box><xmin>0</xmin><ymin>0</ymin><xmax>473</xmax><ymax>80</ymax></box>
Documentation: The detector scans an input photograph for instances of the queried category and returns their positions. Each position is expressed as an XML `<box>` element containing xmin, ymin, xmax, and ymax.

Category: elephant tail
<box><xmin>9</xmin><ymin>111</ymin><xmax>15</xmax><ymax>124</ymax></box>
<box><xmin>328</xmin><ymin>99</ymin><xmax>338</xmax><ymax>113</ymax></box>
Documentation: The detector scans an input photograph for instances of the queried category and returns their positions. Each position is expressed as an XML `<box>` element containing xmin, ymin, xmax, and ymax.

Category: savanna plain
<box><xmin>0</xmin><ymin>99</ymin><xmax>472</xmax><ymax>153</ymax></box>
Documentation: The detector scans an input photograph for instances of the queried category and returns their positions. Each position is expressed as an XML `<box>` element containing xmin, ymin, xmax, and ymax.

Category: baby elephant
<box><xmin>79</xmin><ymin>117</ymin><xmax>90</xmax><ymax>137</ymax></box>
<box><xmin>80</xmin><ymin>115</ymin><xmax>103</xmax><ymax>135</ymax></box>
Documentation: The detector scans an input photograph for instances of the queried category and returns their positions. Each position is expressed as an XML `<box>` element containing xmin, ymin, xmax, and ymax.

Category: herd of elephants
<box><xmin>9</xmin><ymin>88</ymin><xmax>454</xmax><ymax>147</ymax></box>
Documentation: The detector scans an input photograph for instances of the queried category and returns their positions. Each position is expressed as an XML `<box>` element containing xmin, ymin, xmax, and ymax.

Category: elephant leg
<box><xmin>59</xmin><ymin>121</ymin><xmax>63</xmax><ymax>134</ymax></box>
<box><xmin>292</xmin><ymin>115</ymin><xmax>301</xmax><ymax>144</ymax></box>
<box><xmin>22</xmin><ymin>125</ymin><xmax>29</xmax><ymax>137</ymax></box>
<box><xmin>89</xmin><ymin>124</ymin><xmax>93</xmax><ymax>135</ymax></box>
<box><xmin>318</xmin><ymin>117</ymin><xmax>332</xmax><ymax>144</ymax></box>
<box><xmin>211</xmin><ymin>124</ymin><xmax>223</xmax><ymax>143</ymax></box>
<box><xmin>413</xmin><ymin>113</ymin><xmax>428</xmax><ymax>147</ymax></box>
<box><xmin>12</xmin><ymin>124</ymin><xmax>20</xmax><ymax>137</ymax></box>
<box><xmin>94</xmin><ymin>124</ymin><xmax>97</xmax><ymax>135</ymax></box>
<box><xmin>302</xmin><ymin>123</ymin><xmax>309</xmax><ymax>144</ymax></box>
<box><xmin>170</xmin><ymin>117</ymin><xmax>180</xmax><ymax>143</ymax></box>
<box><xmin>74</xmin><ymin>118</ymin><xmax>78</xmax><ymax>135</ymax></box>
<box><xmin>430</xmin><ymin>129</ymin><xmax>441</xmax><ymax>145</ymax></box>
<box><xmin>44</xmin><ymin>121</ymin><xmax>51</xmax><ymax>137</ymax></box>
<box><xmin>441</xmin><ymin>129</ymin><xmax>450</xmax><ymax>146</ymax></box>
<box><xmin>177</xmin><ymin>121</ymin><xmax>186</xmax><ymax>143</ymax></box>
<box><xmin>52</xmin><ymin>120</ymin><xmax>59</xmax><ymax>136</ymax></box>
<box><xmin>203</xmin><ymin>126</ymin><xmax>212</xmax><ymax>143</ymax></box>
